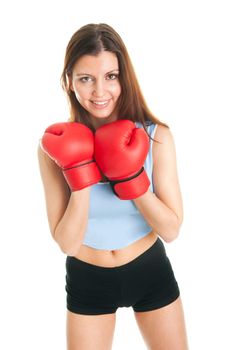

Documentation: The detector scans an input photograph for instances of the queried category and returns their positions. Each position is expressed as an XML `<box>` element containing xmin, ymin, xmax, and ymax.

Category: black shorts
<box><xmin>65</xmin><ymin>237</ymin><xmax>180</xmax><ymax>315</ymax></box>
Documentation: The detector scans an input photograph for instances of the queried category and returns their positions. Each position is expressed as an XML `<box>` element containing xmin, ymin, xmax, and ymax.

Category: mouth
<box><xmin>90</xmin><ymin>99</ymin><xmax>111</xmax><ymax>109</ymax></box>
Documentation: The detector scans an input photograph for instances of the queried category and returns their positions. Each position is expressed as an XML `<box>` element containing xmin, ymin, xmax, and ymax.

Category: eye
<box><xmin>107</xmin><ymin>73</ymin><xmax>119</xmax><ymax>80</ymax></box>
<box><xmin>79</xmin><ymin>76</ymin><xmax>92</xmax><ymax>83</ymax></box>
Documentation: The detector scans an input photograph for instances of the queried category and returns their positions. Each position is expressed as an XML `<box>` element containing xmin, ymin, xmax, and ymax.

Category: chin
<box><xmin>92</xmin><ymin>110</ymin><xmax>116</xmax><ymax>120</ymax></box>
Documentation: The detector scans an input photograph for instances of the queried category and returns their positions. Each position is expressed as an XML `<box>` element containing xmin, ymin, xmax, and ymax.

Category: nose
<box><xmin>92</xmin><ymin>78</ymin><xmax>106</xmax><ymax>97</ymax></box>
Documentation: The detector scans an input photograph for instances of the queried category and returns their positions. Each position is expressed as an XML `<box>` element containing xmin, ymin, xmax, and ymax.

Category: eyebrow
<box><xmin>74</xmin><ymin>69</ymin><xmax>119</xmax><ymax>77</ymax></box>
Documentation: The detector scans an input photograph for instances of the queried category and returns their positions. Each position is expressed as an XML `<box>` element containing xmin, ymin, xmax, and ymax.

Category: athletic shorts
<box><xmin>65</xmin><ymin>237</ymin><xmax>180</xmax><ymax>315</ymax></box>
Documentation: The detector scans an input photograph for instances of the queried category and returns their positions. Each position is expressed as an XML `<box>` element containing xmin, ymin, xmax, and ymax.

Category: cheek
<box><xmin>74</xmin><ymin>88</ymin><xmax>89</xmax><ymax>101</ymax></box>
<box><xmin>111</xmin><ymin>82</ymin><xmax>121</xmax><ymax>98</ymax></box>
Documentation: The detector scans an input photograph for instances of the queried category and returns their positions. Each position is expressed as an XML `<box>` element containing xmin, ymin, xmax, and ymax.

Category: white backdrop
<box><xmin>0</xmin><ymin>0</ymin><xmax>232</xmax><ymax>349</ymax></box>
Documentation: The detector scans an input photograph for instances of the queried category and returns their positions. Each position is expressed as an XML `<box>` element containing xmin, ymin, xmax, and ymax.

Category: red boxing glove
<box><xmin>94</xmin><ymin>120</ymin><xmax>150</xmax><ymax>200</ymax></box>
<box><xmin>40</xmin><ymin>122</ymin><xmax>101</xmax><ymax>191</ymax></box>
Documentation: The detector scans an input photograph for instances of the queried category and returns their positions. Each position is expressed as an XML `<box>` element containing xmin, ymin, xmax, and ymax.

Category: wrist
<box><xmin>70</xmin><ymin>186</ymin><xmax>91</xmax><ymax>198</ymax></box>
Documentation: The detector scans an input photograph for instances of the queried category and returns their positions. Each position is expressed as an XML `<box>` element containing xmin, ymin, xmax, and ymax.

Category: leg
<box><xmin>65</xmin><ymin>256</ymin><xmax>120</xmax><ymax>349</ymax></box>
<box><xmin>66</xmin><ymin>310</ymin><xmax>116</xmax><ymax>350</ymax></box>
<box><xmin>134</xmin><ymin>297</ymin><xmax>188</xmax><ymax>350</ymax></box>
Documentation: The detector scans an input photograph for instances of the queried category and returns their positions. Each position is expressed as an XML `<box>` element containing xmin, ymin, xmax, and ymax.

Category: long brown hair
<box><xmin>60</xmin><ymin>23</ymin><xmax>169</xmax><ymax>141</ymax></box>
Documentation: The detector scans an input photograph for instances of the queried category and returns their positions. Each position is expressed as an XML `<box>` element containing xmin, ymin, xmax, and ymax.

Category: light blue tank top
<box><xmin>82</xmin><ymin>121</ymin><xmax>157</xmax><ymax>250</ymax></box>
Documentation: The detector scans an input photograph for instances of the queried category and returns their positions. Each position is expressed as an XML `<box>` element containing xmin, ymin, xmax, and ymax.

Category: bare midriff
<box><xmin>74</xmin><ymin>230</ymin><xmax>159</xmax><ymax>267</ymax></box>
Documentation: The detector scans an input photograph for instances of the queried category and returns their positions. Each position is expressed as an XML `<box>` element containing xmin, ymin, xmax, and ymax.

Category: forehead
<box><xmin>73</xmin><ymin>51</ymin><xmax>119</xmax><ymax>73</ymax></box>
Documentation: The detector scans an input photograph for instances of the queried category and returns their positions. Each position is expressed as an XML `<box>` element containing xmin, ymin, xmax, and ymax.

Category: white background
<box><xmin>0</xmin><ymin>0</ymin><xmax>232</xmax><ymax>349</ymax></box>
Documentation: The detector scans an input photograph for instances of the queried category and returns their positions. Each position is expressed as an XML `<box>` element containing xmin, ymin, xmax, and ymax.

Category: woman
<box><xmin>38</xmin><ymin>23</ymin><xmax>188</xmax><ymax>350</ymax></box>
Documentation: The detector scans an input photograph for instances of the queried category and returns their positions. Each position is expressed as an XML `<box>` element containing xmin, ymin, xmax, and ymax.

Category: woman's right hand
<box><xmin>40</xmin><ymin>122</ymin><xmax>101</xmax><ymax>191</ymax></box>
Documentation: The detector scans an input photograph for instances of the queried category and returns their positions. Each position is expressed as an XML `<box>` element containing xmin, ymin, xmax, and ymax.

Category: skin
<box><xmin>38</xmin><ymin>50</ymin><xmax>188</xmax><ymax>349</ymax></box>
<box><xmin>70</xmin><ymin>51</ymin><xmax>121</xmax><ymax>129</ymax></box>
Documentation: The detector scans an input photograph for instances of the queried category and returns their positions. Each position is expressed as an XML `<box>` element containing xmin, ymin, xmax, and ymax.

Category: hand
<box><xmin>94</xmin><ymin>120</ymin><xmax>150</xmax><ymax>199</ymax></box>
<box><xmin>40</xmin><ymin>122</ymin><xmax>101</xmax><ymax>191</ymax></box>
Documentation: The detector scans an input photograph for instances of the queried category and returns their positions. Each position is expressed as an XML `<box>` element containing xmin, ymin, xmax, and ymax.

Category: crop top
<box><xmin>82</xmin><ymin>120</ymin><xmax>158</xmax><ymax>250</ymax></box>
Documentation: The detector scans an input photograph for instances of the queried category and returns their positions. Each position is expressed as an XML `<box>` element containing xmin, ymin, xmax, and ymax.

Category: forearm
<box><xmin>54</xmin><ymin>187</ymin><xmax>90</xmax><ymax>255</ymax></box>
<box><xmin>133</xmin><ymin>189</ymin><xmax>182</xmax><ymax>242</ymax></box>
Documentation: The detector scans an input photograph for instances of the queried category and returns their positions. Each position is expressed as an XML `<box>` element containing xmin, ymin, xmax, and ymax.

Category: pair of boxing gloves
<box><xmin>40</xmin><ymin>120</ymin><xmax>150</xmax><ymax>200</ymax></box>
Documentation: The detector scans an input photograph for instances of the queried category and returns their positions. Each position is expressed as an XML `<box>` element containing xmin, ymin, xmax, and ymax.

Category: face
<box><xmin>70</xmin><ymin>51</ymin><xmax>121</xmax><ymax>127</ymax></box>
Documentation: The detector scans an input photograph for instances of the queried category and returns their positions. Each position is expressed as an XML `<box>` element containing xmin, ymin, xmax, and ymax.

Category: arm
<box><xmin>37</xmin><ymin>145</ymin><xmax>90</xmax><ymax>256</ymax></box>
<box><xmin>133</xmin><ymin>125</ymin><xmax>183</xmax><ymax>242</ymax></box>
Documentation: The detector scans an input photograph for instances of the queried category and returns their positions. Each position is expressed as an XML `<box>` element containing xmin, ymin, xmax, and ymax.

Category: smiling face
<box><xmin>70</xmin><ymin>51</ymin><xmax>121</xmax><ymax>128</ymax></box>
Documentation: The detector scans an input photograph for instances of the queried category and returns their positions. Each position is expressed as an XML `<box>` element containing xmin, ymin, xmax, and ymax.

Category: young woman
<box><xmin>38</xmin><ymin>23</ymin><xmax>188</xmax><ymax>350</ymax></box>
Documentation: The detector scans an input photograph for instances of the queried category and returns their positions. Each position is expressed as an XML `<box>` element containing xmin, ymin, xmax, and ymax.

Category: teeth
<box><xmin>92</xmin><ymin>100</ymin><xmax>108</xmax><ymax>105</ymax></box>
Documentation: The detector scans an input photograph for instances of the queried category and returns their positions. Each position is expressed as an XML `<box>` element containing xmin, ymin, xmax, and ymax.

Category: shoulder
<box><xmin>154</xmin><ymin>124</ymin><xmax>172</xmax><ymax>142</ymax></box>
<box><xmin>37</xmin><ymin>143</ymin><xmax>64</xmax><ymax>179</ymax></box>
<box><xmin>37</xmin><ymin>142</ymin><xmax>71</xmax><ymax>199</ymax></box>
<box><xmin>152</xmin><ymin>124</ymin><xmax>176</xmax><ymax>163</ymax></box>
<box><xmin>37</xmin><ymin>142</ymin><xmax>48</xmax><ymax>161</ymax></box>
<box><xmin>38</xmin><ymin>143</ymin><xmax>55</xmax><ymax>169</ymax></box>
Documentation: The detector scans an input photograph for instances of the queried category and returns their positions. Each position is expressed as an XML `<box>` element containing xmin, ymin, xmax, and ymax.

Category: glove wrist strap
<box><xmin>63</xmin><ymin>160</ymin><xmax>101</xmax><ymax>191</ymax></box>
<box><xmin>109</xmin><ymin>167</ymin><xmax>150</xmax><ymax>200</ymax></box>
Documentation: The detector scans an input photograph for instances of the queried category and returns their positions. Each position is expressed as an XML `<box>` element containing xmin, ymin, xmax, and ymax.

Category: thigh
<box><xmin>67</xmin><ymin>310</ymin><xmax>116</xmax><ymax>350</ymax></box>
<box><xmin>134</xmin><ymin>297</ymin><xmax>189</xmax><ymax>350</ymax></box>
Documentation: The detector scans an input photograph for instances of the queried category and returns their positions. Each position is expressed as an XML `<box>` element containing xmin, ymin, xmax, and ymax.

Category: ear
<box><xmin>66</xmin><ymin>73</ymin><xmax>74</xmax><ymax>92</ymax></box>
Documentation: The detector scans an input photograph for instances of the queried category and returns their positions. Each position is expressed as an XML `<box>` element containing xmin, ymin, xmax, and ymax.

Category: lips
<box><xmin>92</xmin><ymin>100</ymin><xmax>109</xmax><ymax>105</ymax></box>
<box><xmin>91</xmin><ymin>99</ymin><xmax>111</xmax><ymax>109</ymax></box>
